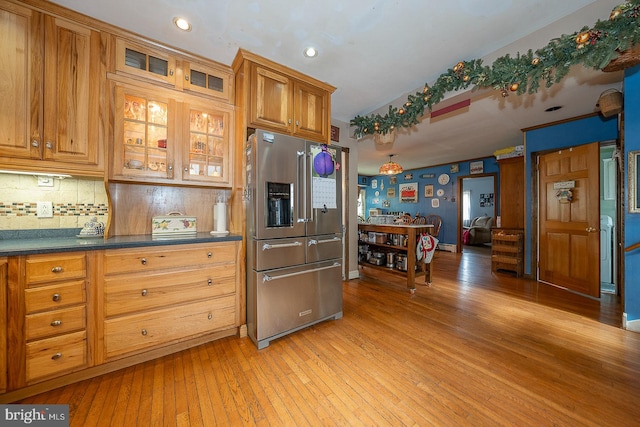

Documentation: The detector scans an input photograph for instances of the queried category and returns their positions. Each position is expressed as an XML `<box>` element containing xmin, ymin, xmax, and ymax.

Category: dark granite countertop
<box><xmin>0</xmin><ymin>231</ymin><xmax>242</xmax><ymax>256</ymax></box>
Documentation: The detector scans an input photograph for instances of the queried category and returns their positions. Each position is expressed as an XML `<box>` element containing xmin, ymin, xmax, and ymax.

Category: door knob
<box><xmin>586</xmin><ymin>227</ymin><xmax>598</xmax><ymax>232</ymax></box>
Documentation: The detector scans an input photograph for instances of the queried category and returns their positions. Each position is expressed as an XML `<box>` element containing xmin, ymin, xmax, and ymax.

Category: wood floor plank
<box><xmin>15</xmin><ymin>248</ymin><xmax>640</xmax><ymax>426</ymax></box>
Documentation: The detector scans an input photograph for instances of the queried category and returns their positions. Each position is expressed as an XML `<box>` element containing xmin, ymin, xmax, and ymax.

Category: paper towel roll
<box><xmin>215</xmin><ymin>202</ymin><xmax>227</xmax><ymax>232</ymax></box>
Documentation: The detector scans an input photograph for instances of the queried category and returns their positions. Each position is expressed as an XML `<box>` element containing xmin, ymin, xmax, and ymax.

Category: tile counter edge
<box><xmin>0</xmin><ymin>232</ymin><xmax>243</xmax><ymax>256</ymax></box>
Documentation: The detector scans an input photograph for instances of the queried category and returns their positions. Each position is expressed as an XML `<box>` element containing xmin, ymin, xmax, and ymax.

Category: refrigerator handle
<box><xmin>262</xmin><ymin>262</ymin><xmax>341</xmax><ymax>282</ymax></box>
<box><xmin>307</xmin><ymin>151</ymin><xmax>314</xmax><ymax>223</ymax></box>
<box><xmin>296</xmin><ymin>150</ymin><xmax>306</xmax><ymax>223</ymax></box>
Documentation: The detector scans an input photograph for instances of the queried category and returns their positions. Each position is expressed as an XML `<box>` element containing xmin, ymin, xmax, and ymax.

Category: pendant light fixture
<box><xmin>379</xmin><ymin>154</ymin><xmax>403</xmax><ymax>175</ymax></box>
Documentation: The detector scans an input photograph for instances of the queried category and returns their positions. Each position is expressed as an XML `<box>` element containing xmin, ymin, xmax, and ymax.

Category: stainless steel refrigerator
<box><xmin>246</xmin><ymin>129</ymin><xmax>343</xmax><ymax>349</ymax></box>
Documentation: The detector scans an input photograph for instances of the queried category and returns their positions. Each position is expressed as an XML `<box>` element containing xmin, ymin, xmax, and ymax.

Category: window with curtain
<box><xmin>463</xmin><ymin>190</ymin><xmax>471</xmax><ymax>227</ymax></box>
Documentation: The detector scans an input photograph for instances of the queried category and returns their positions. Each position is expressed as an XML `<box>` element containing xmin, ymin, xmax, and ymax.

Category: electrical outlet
<box><xmin>37</xmin><ymin>201</ymin><xmax>53</xmax><ymax>218</ymax></box>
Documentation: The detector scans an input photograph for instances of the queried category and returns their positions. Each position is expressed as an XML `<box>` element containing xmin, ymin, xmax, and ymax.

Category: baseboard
<box><xmin>438</xmin><ymin>243</ymin><xmax>457</xmax><ymax>253</ymax></box>
<box><xmin>348</xmin><ymin>269</ymin><xmax>360</xmax><ymax>280</ymax></box>
<box><xmin>623</xmin><ymin>313</ymin><xmax>640</xmax><ymax>333</ymax></box>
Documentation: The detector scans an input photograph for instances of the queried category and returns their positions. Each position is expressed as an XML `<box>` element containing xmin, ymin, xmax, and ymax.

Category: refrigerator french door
<box><xmin>246</xmin><ymin>129</ymin><xmax>343</xmax><ymax>349</ymax></box>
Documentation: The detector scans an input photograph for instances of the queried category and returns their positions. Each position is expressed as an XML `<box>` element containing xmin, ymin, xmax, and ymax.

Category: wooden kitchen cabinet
<box><xmin>7</xmin><ymin>252</ymin><xmax>91</xmax><ymax>388</ymax></box>
<box><xmin>98</xmin><ymin>241</ymin><xmax>240</xmax><ymax>362</ymax></box>
<box><xmin>110</xmin><ymin>82</ymin><xmax>233</xmax><ymax>187</ymax></box>
<box><xmin>234</xmin><ymin>49</ymin><xmax>335</xmax><ymax>143</ymax></box>
<box><xmin>114</xmin><ymin>37</ymin><xmax>233</xmax><ymax>103</ymax></box>
<box><xmin>0</xmin><ymin>1</ymin><xmax>104</xmax><ymax>176</ymax></box>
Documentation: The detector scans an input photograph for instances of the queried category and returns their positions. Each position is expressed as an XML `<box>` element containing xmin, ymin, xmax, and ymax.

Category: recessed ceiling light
<box><xmin>545</xmin><ymin>106</ymin><xmax>562</xmax><ymax>112</ymax></box>
<box><xmin>303</xmin><ymin>47</ymin><xmax>318</xmax><ymax>58</ymax></box>
<box><xmin>173</xmin><ymin>17</ymin><xmax>192</xmax><ymax>32</ymax></box>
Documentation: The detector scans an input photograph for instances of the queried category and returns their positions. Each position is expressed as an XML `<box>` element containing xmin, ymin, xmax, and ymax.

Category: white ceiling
<box><xmin>51</xmin><ymin>0</ymin><xmax>624</xmax><ymax>175</ymax></box>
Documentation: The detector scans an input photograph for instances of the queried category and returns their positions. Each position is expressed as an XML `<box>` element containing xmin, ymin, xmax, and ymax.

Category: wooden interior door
<box><xmin>538</xmin><ymin>142</ymin><xmax>600</xmax><ymax>297</ymax></box>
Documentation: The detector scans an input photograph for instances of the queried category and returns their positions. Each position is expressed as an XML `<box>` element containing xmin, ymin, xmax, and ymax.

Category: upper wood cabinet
<box><xmin>110</xmin><ymin>81</ymin><xmax>233</xmax><ymax>187</ymax></box>
<box><xmin>114</xmin><ymin>38</ymin><xmax>233</xmax><ymax>103</ymax></box>
<box><xmin>0</xmin><ymin>1</ymin><xmax>103</xmax><ymax>176</ymax></box>
<box><xmin>234</xmin><ymin>49</ymin><xmax>335</xmax><ymax>143</ymax></box>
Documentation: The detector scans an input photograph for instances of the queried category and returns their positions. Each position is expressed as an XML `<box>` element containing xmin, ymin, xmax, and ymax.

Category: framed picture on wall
<box><xmin>431</xmin><ymin>198</ymin><xmax>440</xmax><ymax>208</ymax></box>
<box><xmin>387</xmin><ymin>188</ymin><xmax>396</xmax><ymax>198</ymax></box>
<box><xmin>399</xmin><ymin>182</ymin><xmax>418</xmax><ymax>203</ymax></box>
<box><xmin>470</xmin><ymin>160</ymin><xmax>484</xmax><ymax>174</ymax></box>
<box><xmin>424</xmin><ymin>184</ymin><xmax>434</xmax><ymax>198</ymax></box>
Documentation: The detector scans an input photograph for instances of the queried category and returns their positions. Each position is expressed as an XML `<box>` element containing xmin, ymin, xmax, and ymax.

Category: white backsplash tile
<box><xmin>0</xmin><ymin>173</ymin><xmax>108</xmax><ymax>230</ymax></box>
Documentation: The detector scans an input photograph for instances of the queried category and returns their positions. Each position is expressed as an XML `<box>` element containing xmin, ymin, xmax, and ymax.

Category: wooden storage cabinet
<box><xmin>99</xmin><ymin>242</ymin><xmax>240</xmax><ymax>361</ymax></box>
<box><xmin>0</xmin><ymin>2</ymin><xmax>103</xmax><ymax>176</ymax></box>
<box><xmin>110</xmin><ymin>82</ymin><xmax>233</xmax><ymax>187</ymax></box>
<box><xmin>114</xmin><ymin>37</ymin><xmax>233</xmax><ymax>103</ymax></box>
<box><xmin>491</xmin><ymin>229</ymin><xmax>524</xmax><ymax>277</ymax></box>
<box><xmin>7</xmin><ymin>252</ymin><xmax>89</xmax><ymax>388</ymax></box>
<box><xmin>498</xmin><ymin>157</ymin><xmax>525</xmax><ymax>229</ymax></box>
<box><xmin>234</xmin><ymin>49</ymin><xmax>335</xmax><ymax>143</ymax></box>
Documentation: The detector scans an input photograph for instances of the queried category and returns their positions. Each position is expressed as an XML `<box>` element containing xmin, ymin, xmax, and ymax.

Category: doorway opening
<box><xmin>600</xmin><ymin>143</ymin><xmax>618</xmax><ymax>295</ymax></box>
<box><xmin>460</xmin><ymin>175</ymin><xmax>496</xmax><ymax>252</ymax></box>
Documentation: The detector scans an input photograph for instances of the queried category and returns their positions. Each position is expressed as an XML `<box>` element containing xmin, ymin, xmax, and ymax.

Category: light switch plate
<box><xmin>37</xmin><ymin>201</ymin><xmax>53</xmax><ymax>218</ymax></box>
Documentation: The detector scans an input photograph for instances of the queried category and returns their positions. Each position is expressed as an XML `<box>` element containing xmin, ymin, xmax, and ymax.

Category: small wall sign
<box><xmin>553</xmin><ymin>180</ymin><xmax>576</xmax><ymax>190</ymax></box>
<box><xmin>470</xmin><ymin>160</ymin><xmax>484</xmax><ymax>174</ymax></box>
<box><xmin>420</xmin><ymin>173</ymin><xmax>435</xmax><ymax>179</ymax></box>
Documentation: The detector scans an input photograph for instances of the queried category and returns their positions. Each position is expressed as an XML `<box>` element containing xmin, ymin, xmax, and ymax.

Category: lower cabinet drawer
<box><xmin>25</xmin><ymin>280</ymin><xmax>86</xmax><ymax>313</ymax></box>
<box><xmin>26</xmin><ymin>253</ymin><xmax>87</xmax><ymax>285</ymax></box>
<box><xmin>104</xmin><ymin>295</ymin><xmax>236</xmax><ymax>359</ymax></box>
<box><xmin>25</xmin><ymin>305</ymin><xmax>86</xmax><ymax>341</ymax></box>
<box><xmin>26</xmin><ymin>331</ymin><xmax>87</xmax><ymax>383</ymax></box>
<box><xmin>104</xmin><ymin>266</ymin><xmax>236</xmax><ymax>317</ymax></box>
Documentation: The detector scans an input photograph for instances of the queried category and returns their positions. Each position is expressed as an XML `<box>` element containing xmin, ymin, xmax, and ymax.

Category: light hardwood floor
<box><xmin>18</xmin><ymin>247</ymin><xmax>639</xmax><ymax>426</ymax></box>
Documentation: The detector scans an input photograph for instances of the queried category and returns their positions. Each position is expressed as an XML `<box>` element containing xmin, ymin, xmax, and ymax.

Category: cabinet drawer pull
<box><xmin>141</xmin><ymin>329</ymin><xmax>147</xmax><ymax>336</ymax></box>
<box><xmin>31</xmin><ymin>139</ymin><xmax>39</xmax><ymax>148</ymax></box>
<box><xmin>141</xmin><ymin>289</ymin><xmax>148</xmax><ymax>296</ymax></box>
<box><xmin>208</xmin><ymin>313</ymin><xmax>213</xmax><ymax>320</ymax></box>
<box><xmin>50</xmin><ymin>320</ymin><xmax>62</xmax><ymax>326</ymax></box>
<box><xmin>184</xmin><ymin>167</ymin><xmax>189</xmax><ymax>172</ymax></box>
<box><xmin>170</xmin><ymin>69</ymin><xmax>174</xmax><ymax>76</ymax></box>
<box><xmin>141</xmin><ymin>258</ymin><xmax>147</xmax><ymax>265</ymax></box>
<box><xmin>51</xmin><ymin>353</ymin><xmax>62</xmax><ymax>360</ymax></box>
<box><xmin>208</xmin><ymin>279</ymin><xmax>212</xmax><ymax>286</ymax></box>
<box><xmin>51</xmin><ymin>266</ymin><xmax>63</xmax><ymax>273</ymax></box>
<box><xmin>184</xmin><ymin>74</ymin><xmax>188</xmax><ymax>81</ymax></box>
<box><xmin>45</xmin><ymin>141</ymin><xmax>53</xmax><ymax>149</ymax></box>
<box><xmin>207</xmin><ymin>252</ymin><xmax>212</xmax><ymax>258</ymax></box>
<box><xmin>52</xmin><ymin>294</ymin><xmax>60</xmax><ymax>302</ymax></box>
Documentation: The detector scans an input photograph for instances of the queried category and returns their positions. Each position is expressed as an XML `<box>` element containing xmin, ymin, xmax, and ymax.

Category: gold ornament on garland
<box><xmin>351</xmin><ymin>0</ymin><xmax>640</xmax><ymax>138</ymax></box>
<box><xmin>576</xmin><ymin>31</ymin><xmax>590</xmax><ymax>44</ymax></box>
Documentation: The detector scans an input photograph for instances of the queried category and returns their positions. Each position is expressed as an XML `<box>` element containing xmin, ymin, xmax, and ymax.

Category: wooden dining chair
<box><xmin>423</xmin><ymin>214</ymin><xmax>442</xmax><ymax>238</ymax></box>
<box><xmin>397</xmin><ymin>213</ymin><xmax>414</xmax><ymax>224</ymax></box>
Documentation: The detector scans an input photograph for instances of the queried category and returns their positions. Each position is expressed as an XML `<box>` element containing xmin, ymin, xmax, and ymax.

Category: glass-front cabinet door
<box><xmin>182</xmin><ymin>101</ymin><xmax>232</xmax><ymax>186</ymax></box>
<box><xmin>113</xmin><ymin>84</ymin><xmax>175</xmax><ymax>180</ymax></box>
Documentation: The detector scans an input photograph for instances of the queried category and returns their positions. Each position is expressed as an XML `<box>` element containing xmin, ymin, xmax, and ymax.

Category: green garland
<box><xmin>351</xmin><ymin>0</ymin><xmax>640</xmax><ymax>138</ymax></box>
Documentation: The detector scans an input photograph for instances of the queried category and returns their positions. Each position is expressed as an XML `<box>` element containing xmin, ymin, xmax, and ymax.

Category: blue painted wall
<box><xmin>624</xmin><ymin>64</ymin><xmax>640</xmax><ymax>321</ymax></box>
<box><xmin>361</xmin><ymin>157</ymin><xmax>499</xmax><ymax>245</ymax></box>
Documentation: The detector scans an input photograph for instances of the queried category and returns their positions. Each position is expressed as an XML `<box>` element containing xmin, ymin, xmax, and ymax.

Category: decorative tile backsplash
<box><xmin>0</xmin><ymin>173</ymin><xmax>108</xmax><ymax>230</ymax></box>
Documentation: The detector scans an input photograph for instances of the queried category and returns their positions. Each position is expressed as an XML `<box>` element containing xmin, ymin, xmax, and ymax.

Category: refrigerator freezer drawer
<box><xmin>250</xmin><ymin>260</ymin><xmax>342</xmax><ymax>349</ymax></box>
<box><xmin>306</xmin><ymin>234</ymin><xmax>342</xmax><ymax>263</ymax></box>
<box><xmin>252</xmin><ymin>237</ymin><xmax>306</xmax><ymax>271</ymax></box>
